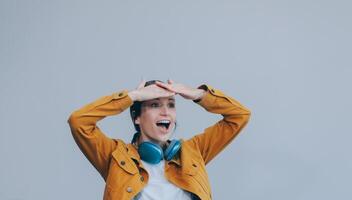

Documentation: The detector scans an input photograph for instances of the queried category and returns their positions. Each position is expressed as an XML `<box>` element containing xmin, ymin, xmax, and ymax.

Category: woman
<box><xmin>68</xmin><ymin>80</ymin><xmax>251</xmax><ymax>200</ymax></box>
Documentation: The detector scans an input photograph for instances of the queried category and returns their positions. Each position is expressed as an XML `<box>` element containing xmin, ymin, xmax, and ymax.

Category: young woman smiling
<box><xmin>68</xmin><ymin>79</ymin><xmax>251</xmax><ymax>200</ymax></box>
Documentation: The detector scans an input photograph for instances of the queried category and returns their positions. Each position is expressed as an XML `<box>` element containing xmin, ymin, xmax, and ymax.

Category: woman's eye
<box><xmin>150</xmin><ymin>103</ymin><xmax>160</xmax><ymax>108</ymax></box>
<box><xmin>168</xmin><ymin>103</ymin><xmax>175</xmax><ymax>108</ymax></box>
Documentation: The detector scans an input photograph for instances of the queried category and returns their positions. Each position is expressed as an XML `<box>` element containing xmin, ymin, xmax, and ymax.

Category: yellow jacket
<box><xmin>67</xmin><ymin>84</ymin><xmax>251</xmax><ymax>200</ymax></box>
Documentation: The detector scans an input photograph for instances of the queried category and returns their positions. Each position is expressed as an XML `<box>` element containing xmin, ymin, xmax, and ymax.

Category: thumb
<box><xmin>137</xmin><ymin>80</ymin><xmax>146</xmax><ymax>89</ymax></box>
<box><xmin>167</xmin><ymin>79</ymin><xmax>175</xmax><ymax>84</ymax></box>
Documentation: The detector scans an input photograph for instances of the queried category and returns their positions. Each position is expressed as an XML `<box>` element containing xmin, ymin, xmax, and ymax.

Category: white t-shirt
<box><xmin>133</xmin><ymin>160</ymin><xmax>192</xmax><ymax>200</ymax></box>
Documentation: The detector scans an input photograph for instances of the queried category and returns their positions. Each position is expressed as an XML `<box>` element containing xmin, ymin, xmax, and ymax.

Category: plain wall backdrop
<box><xmin>1</xmin><ymin>0</ymin><xmax>351</xmax><ymax>199</ymax></box>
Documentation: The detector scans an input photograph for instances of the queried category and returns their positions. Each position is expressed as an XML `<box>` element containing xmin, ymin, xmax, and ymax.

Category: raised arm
<box><xmin>67</xmin><ymin>82</ymin><xmax>176</xmax><ymax>179</ymax></box>
<box><xmin>67</xmin><ymin>90</ymin><xmax>133</xmax><ymax>179</ymax></box>
<box><xmin>156</xmin><ymin>80</ymin><xmax>251</xmax><ymax>164</ymax></box>
<box><xmin>190</xmin><ymin>85</ymin><xmax>251</xmax><ymax>164</ymax></box>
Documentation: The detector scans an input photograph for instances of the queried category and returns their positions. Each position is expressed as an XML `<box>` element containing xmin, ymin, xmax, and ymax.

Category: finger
<box><xmin>153</xmin><ymin>87</ymin><xmax>175</xmax><ymax>97</ymax></box>
<box><xmin>137</xmin><ymin>80</ymin><xmax>146</xmax><ymax>89</ymax></box>
<box><xmin>156</xmin><ymin>82</ymin><xmax>177</xmax><ymax>93</ymax></box>
<box><xmin>155</xmin><ymin>81</ymin><xmax>168</xmax><ymax>89</ymax></box>
<box><xmin>167</xmin><ymin>79</ymin><xmax>175</xmax><ymax>84</ymax></box>
<box><xmin>160</xmin><ymin>91</ymin><xmax>176</xmax><ymax>97</ymax></box>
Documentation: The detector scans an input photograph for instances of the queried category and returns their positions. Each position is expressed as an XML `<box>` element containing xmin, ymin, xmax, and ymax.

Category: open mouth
<box><xmin>156</xmin><ymin>120</ymin><xmax>171</xmax><ymax>130</ymax></box>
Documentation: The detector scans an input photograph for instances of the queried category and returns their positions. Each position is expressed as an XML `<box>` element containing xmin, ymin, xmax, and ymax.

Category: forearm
<box><xmin>189</xmin><ymin>85</ymin><xmax>251</xmax><ymax>164</ymax></box>
<box><xmin>195</xmin><ymin>84</ymin><xmax>250</xmax><ymax>116</ymax></box>
<box><xmin>67</xmin><ymin>90</ymin><xmax>133</xmax><ymax>179</ymax></box>
<box><xmin>68</xmin><ymin>90</ymin><xmax>133</xmax><ymax>131</ymax></box>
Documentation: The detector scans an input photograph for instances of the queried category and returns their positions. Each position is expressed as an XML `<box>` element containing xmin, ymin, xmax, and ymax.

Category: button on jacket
<box><xmin>67</xmin><ymin>84</ymin><xmax>251</xmax><ymax>200</ymax></box>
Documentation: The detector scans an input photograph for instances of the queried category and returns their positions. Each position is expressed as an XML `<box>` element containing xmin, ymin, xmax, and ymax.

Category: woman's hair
<box><xmin>129</xmin><ymin>80</ymin><xmax>162</xmax><ymax>132</ymax></box>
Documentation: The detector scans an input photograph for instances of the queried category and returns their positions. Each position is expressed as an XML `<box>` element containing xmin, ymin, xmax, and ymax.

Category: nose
<box><xmin>159</xmin><ymin>105</ymin><xmax>170</xmax><ymax>115</ymax></box>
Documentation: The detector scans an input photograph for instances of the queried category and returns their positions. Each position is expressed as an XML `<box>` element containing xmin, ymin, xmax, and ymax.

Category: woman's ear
<box><xmin>135</xmin><ymin>117</ymin><xmax>140</xmax><ymax>125</ymax></box>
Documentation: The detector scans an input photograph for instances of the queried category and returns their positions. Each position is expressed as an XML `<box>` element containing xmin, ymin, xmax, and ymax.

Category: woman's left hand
<box><xmin>155</xmin><ymin>80</ymin><xmax>206</xmax><ymax>101</ymax></box>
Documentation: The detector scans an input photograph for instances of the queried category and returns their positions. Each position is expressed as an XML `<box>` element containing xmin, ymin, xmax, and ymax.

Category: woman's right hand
<box><xmin>128</xmin><ymin>80</ymin><xmax>176</xmax><ymax>102</ymax></box>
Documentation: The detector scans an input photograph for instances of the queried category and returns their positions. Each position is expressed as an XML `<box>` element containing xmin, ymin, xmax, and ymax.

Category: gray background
<box><xmin>1</xmin><ymin>0</ymin><xmax>351</xmax><ymax>199</ymax></box>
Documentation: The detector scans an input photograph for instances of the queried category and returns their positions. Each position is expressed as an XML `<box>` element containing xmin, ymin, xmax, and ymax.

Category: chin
<box><xmin>156</xmin><ymin>136</ymin><xmax>169</xmax><ymax>142</ymax></box>
<box><xmin>155</xmin><ymin>135</ymin><xmax>171</xmax><ymax>143</ymax></box>
<box><xmin>143</xmin><ymin>131</ymin><xmax>172</xmax><ymax>144</ymax></box>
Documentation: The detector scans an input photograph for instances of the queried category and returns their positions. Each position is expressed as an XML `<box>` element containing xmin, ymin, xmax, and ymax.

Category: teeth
<box><xmin>157</xmin><ymin>120</ymin><xmax>170</xmax><ymax>124</ymax></box>
<box><xmin>156</xmin><ymin>120</ymin><xmax>171</xmax><ymax>130</ymax></box>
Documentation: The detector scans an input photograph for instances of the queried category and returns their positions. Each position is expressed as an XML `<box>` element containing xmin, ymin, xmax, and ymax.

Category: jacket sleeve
<box><xmin>187</xmin><ymin>84</ymin><xmax>251</xmax><ymax>165</ymax></box>
<box><xmin>67</xmin><ymin>90</ymin><xmax>133</xmax><ymax>180</ymax></box>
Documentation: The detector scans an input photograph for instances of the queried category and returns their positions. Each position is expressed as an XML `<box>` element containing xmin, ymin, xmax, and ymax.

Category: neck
<box><xmin>138</xmin><ymin>133</ymin><xmax>166</xmax><ymax>147</ymax></box>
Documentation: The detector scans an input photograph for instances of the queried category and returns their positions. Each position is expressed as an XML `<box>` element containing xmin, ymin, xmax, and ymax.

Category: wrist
<box><xmin>193</xmin><ymin>89</ymin><xmax>206</xmax><ymax>102</ymax></box>
<box><xmin>128</xmin><ymin>90</ymin><xmax>139</xmax><ymax>102</ymax></box>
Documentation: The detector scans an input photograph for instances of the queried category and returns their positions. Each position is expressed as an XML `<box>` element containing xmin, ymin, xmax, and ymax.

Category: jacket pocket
<box><xmin>111</xmin><ymin>148</ymin><xmax>138</xmax><ymax>175</ymax></box>
<box><xmin>105</xmin><ymin>149</ymin><xmax>139</xmax><ymax>199</ymax></box>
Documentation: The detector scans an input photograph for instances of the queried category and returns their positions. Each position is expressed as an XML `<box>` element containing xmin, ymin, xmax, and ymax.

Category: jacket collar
<box><xmin>126</xmin><ymin>143</ymin><xmax>140</xmax><ymax>161</ymax></box>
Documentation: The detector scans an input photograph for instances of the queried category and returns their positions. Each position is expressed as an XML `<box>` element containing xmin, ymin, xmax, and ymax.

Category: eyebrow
<box><xmin>154</xmin><ymin>98</ymin><xmax>175</xmax><ymax>101</ymax></box>
<box><xmin>142</xmin><ymin>98</ymin><xmax>175</xmax><ymax>105</ymax></box>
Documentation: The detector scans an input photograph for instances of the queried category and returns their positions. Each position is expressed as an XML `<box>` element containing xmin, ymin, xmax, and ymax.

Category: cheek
<box><xmin>139</xmin><ymin>114</ymin><xmax>156</xmax><ymax>129</ymax></box>
<box><xmin>171</xmin><ymin>111</ymin><xmax>177</xmax><ymax>121</ymax></box>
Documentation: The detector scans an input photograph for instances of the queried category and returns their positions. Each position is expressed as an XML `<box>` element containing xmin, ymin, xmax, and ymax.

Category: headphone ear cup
<box><xmin>164</xmin><ymin>140</ymin><xmax>181</xmax><ymax>161</ymax></box>
<box><xmin>138</xmin><ymin>142</ymin><xmax>164</xmax><ymax>164</ymax></box>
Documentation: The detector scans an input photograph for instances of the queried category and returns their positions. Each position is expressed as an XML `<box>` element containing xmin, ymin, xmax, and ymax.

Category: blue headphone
<box><xmin>131</xmin><ymin>132</ymin><xmax>181</xmax><ymax>164</ymax></box>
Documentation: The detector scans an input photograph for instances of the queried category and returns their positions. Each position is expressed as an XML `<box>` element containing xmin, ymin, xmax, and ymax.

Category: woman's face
<box><xmin>135</xmin><ymin>96</ymin><xmax>176</xmax><ymax>145</ymax></box>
